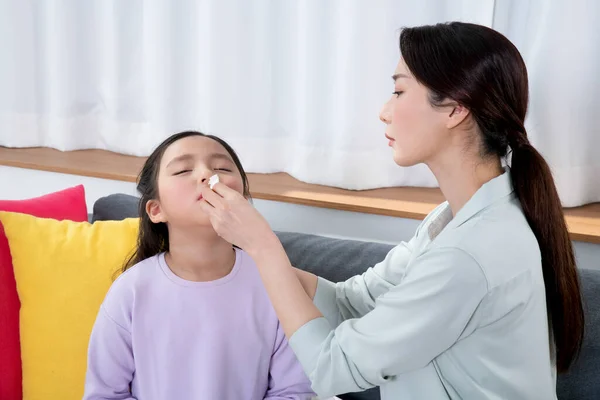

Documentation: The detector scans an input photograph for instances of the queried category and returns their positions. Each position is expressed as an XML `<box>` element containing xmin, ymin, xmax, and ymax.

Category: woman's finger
<box><xmin>211</xmin><ymin>182</ymin><xmax>241</xmax><ymax>200</ymax></box>
<box><xmin>197</xmin><ymin>198</ymin><xmax>217</xmax><ymax>215</ymax></box>
<box><xmin>199</xmin><ymin>185</ymin><xmax>226</xmax><ymax>209</ymax></box>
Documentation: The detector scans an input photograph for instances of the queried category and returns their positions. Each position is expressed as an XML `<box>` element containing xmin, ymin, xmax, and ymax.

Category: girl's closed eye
<box><xmin>215</xmin><ymin>168</ymin><xmax>232</xmax><ymax>172</ymax></box>
<box><xmin>174</xmin><ymin>169</ymin><xmax>192</xmax><ymax>176</ymax></box>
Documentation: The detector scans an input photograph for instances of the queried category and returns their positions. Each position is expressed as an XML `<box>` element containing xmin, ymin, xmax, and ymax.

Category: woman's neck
<box><xmin>427</xmin><ymin>149</ymin><xmax>504</xmax><ymax>217</ymax></box>
<box><xmin>165</xmin><ymin>227</ymin><xmax>236</xmax><ymax>282</ymax></box>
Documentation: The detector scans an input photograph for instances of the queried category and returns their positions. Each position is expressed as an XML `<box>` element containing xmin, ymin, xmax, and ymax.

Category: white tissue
<box><xmin>209</xmin><ymin>174</ymin><xmax>220</xmax><ymax>189</ymax></box>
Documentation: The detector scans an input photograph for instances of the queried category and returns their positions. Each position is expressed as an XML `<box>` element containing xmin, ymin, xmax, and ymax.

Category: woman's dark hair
<box><xmin>399</xmin><ymin>22</ymin><xmax>583</xmax><ymax>372</ymax></box>
<box><xmin>121</xmin><ymin>131</ymin><xmax>250</xmax><ymax>273</ymax></box>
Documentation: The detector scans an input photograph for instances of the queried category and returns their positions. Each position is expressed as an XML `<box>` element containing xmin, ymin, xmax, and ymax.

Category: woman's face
<box><xmin>379</xmin><ymin>59</ymin><xmax>452</xmax><ymax>167</ymax></box>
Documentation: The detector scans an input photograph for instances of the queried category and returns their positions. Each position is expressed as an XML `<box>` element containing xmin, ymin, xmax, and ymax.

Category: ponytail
<box><xmin>509</xmin><ymin>134</ymin><xmax>584</xmax><ymax>372</ymax></box>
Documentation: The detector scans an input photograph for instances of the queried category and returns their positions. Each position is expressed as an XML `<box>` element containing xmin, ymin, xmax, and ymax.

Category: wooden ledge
<box><xmin>1</xmin><ymin>146</ymin><xmax>599</xmax><ymax>244</ymax></box>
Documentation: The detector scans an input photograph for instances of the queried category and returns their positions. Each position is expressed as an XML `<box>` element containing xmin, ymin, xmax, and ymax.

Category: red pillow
<box><xmin>0</xmin><ymin>185</ymin><xmax>88</xmax><ymax>400</ymax></box>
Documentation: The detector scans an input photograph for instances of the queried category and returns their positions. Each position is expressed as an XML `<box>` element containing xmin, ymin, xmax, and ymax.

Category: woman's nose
<box><xmin>379</xmin><ymin>101</ymin><xmax>392</xmax><ymax>124</ymax></box>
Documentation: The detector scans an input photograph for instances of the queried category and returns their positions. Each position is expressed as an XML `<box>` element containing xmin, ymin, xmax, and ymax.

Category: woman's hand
<box><xmin>199</xmin><ymin>182</ymin><xmax>323</xmax><ymax>338</ymax></box>
<box><xmin>198</xmin><ymin>183</ymin><xmax>279</xmax><ymax>255</ymax></box>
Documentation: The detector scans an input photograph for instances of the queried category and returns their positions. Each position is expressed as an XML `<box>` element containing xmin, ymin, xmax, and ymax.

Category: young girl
<box><xmin>83</xmin><ymin>131</ymin><xmax>315</xmax><ymax>399</ymax></box>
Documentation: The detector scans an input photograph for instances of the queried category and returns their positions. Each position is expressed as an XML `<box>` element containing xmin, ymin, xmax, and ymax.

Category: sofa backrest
<box><xmin>556</xmin><ymin>267</ymin><xmax>600</xmax><ymax>399</ymax></box>
<box><xmin>93</xmin><ymin>194</ymin><xmax>599</xmax><ymax>400</ymax></box>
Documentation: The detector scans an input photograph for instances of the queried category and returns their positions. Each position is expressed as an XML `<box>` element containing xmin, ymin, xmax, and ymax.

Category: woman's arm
<box><xmin>83</xmin><ymin>306</ymin><xmax>136</xmax><ymax>400</ymax></box>
<box><xmin>198</xmin><ymin>184</ymin><xmax>419</xmax><ymax>335</ymax></box>
<box><xmin>251</xmin><ymin>240</ymin><xmax>324</xmax><ymax>337</ymax></box>
<box><xmin>293</xmin><ymin>267</ymin><xmax>318</xmax><ymax>299</ymax></box>
<box><xmin>291</xmin><ymin>239</ymin><xmax>417</xmax><ymax>330</ymax></box>
<box><xmin>287</xmin><ymin>248</ymin><xmax>487</xmax><ymax>397</ymax></box>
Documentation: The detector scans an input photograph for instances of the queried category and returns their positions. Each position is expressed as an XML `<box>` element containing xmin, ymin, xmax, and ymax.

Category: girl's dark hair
<box><xmin>400</xmin><ymin>22</ymin><xmax>583</xmax><ymax>372</ymax></box>
<box><xmin>121</xmin><ymin>131</ymin><xmax>250</xmax><ymax>273</ymax></box>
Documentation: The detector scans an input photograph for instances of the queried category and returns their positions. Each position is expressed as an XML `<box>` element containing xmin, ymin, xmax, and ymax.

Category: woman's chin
<box><xmin>392</xmin><ymin>151</ymin><xmax>419</xmax><ymax>168</ymax></box>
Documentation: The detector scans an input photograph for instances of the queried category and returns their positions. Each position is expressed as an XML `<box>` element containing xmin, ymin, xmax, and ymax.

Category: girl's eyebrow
<box><xmin>208</xmin><ymin>153</ymin><xmax>234</xmax><ymax>163</ymax></box>
<box><xmin>166</xmin><ymin>153</ymin><xmax>233</xmax><ymax>168</ymax></box>
<box><xmin>166</xmin><ymin>154</ymin><xmax>195</xmax><ymax>168</ymax></box>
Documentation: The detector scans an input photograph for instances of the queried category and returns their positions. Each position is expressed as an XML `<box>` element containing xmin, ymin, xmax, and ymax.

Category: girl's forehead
<box><xmin>162</xmin><ymin>136</ymin><xmax>229</xmax><ymax>163</ymax></box>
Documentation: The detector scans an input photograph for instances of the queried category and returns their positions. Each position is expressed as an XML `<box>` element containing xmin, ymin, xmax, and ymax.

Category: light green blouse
<box><xmin>289</xmin><ymin>171</ymin><xmax>557</xmax><ymax>399</ymax></box>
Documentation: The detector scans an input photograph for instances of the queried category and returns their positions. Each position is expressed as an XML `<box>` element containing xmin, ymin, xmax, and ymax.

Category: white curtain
<box><xmin>0</xmin><ymin>0</ymin><xmax>598</xmax><ymax>206</ymax></box>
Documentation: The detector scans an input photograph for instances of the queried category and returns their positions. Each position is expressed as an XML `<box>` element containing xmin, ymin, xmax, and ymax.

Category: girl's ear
<box><xmin>146</xmin><ymin>199</ymin><xmax>166</xmax><ymax>223</ymax></box>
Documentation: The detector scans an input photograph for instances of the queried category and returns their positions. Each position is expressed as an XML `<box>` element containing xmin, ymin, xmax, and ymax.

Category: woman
<box><xmin>198</xmin><ymin>22</ymin><xmax>584</xmax><ymax>399</ymax></box>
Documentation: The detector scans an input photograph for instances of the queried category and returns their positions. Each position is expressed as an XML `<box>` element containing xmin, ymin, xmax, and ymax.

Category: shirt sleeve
<box><xmin>83</xmin><ymin>306</ymin><xmax>136</xmax><ymax>400</ymax></box>
<box><xmin>290</xmin><ymin>247</ymin><xmax>488</xmax><ymax>398</ymax></box>
<box><xmin>313</xmin><ymin>239</ymin><xmax>416</xmax><ymax>328</ymax></box>
<box><xmin>264</xmin><ymin>321</ymin><xmax>316</xmax><ymax>399</ymax></box>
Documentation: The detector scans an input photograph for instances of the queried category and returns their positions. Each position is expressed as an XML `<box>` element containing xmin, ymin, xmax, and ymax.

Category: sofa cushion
<box><xmin>276</xmin><ymin>231</ymin><xmax>393</xmax><ymax>284</ymax></box>
<box><xmin>0</xmin><ymin>212</ymin><xmax>137</xmax><ymax>400</ymax></box>
<box><xmin>92</xmin><ymin>193</ymin><xmax>140</xmax><ymax>222</ymax></box>
<box><xmin>0</xmin><ymin>185</ymin><xmax>88</xmax><ymax>400</ymax></box>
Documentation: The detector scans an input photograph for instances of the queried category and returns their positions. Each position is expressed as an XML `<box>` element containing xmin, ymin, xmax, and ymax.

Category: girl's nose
<box><xmin>196</xmin><ymin>169</ymin><xmax>211</xmax><ymax>185</ymax></box>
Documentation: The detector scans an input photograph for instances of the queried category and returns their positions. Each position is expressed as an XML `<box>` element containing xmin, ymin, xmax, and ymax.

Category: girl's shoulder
<box><xmin>98</xmin><ymin>254</ymin><xmax>164</xmax><ymax>328</ymax></box>
<box><xmin>104</xmin><ymin>254</ymin><xmax>163</xmax><ymax>303</ymax></box>
<box><xmin>115</xmin><ymin>253</ymin><xmax>162</xmax><ymax>281</ymax></box>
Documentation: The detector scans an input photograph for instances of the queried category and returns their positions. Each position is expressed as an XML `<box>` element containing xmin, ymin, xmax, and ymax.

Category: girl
<box><xmin>83</xmin><ymin>131</ymin><xmax>315</xmax><ymax>400</ymax></box>
<box><xmin>198</xmin><ymin>22</ymin><xmax>585</xmax><ymax>399</ymax></box>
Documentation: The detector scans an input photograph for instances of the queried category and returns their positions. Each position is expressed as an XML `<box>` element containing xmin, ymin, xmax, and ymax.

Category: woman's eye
<box><xmin>215</xmin><ymin>168</ymin><xmax>232</xmax><ymax>172</ymax></box>
<box><xmin>393</xmin><ymin>91</ymin><xmax>404</xmax><ymax>97</ymax></box>
<box><xmin>174</xmin><ymin>169</ymin><xmax>191</xmax><ymax>175</ymax></box>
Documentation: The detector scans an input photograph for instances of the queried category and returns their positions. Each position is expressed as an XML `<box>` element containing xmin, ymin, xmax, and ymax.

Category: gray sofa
<box><xmin>93</xmin><ymin>194</ymin><xmax>600</xmax><ymax>400</ymax></box>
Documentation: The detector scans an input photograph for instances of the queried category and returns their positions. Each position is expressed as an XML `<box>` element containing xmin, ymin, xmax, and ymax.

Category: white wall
<box><xmin>1</xmin><ymin>165</ymin><xmax>598</xmax><ymax>270</ymax></box>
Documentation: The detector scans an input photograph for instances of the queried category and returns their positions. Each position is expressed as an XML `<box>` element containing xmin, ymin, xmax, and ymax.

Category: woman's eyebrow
<box><xmin>392</xmin><ymin>73</ymin><xmax>409</xmax><ymax>81</ymax></box>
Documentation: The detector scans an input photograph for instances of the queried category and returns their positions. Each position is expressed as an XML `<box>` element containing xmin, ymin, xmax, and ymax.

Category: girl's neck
<box><xmin>165</xmin><ymin>227</ymin><xmax>236</xmax><ymax>282</ymax></box>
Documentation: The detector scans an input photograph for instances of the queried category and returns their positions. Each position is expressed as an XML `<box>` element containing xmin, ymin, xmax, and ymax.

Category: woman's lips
<box><xmin>385</xmin><ymin>134</ymin><xmax>395</xmax><ymax>146</ymax></box>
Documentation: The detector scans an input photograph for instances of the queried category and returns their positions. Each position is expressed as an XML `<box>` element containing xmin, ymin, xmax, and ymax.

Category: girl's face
<box><xmin>379</xmin><ymin>59</ymin><xmax>452</xmax><ymax>167</ymax></box>
<box><xmin>146</xmin><ymin>135</ymin><xmax>245</xmax><ymax>228</ymax></box>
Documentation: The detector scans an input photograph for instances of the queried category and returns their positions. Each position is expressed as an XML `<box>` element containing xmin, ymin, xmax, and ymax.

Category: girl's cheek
<box><xmin>220</xmin><ymin>175</ymin><xmax>245</xmax><ymax>194</ymax></box>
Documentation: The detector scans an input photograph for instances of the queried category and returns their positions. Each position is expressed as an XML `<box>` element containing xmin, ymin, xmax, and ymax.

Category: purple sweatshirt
<box><xmin>83</xmin><ymin>249</ymin><xmax>315</xmax><ymax>400</ymax></box>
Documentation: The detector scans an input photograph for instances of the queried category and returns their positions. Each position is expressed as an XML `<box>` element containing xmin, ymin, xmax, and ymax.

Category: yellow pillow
<box><xmin>0</xmin><ymin>212</ymin><xmax>138</xmax><ymax>400</ymax></box>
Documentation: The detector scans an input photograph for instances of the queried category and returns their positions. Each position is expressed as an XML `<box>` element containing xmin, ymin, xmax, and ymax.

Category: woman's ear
<box><xmin>146</xmin><ymin>199</ymin><xmax>166</xmax><ymax>223</ymax></box>
<box><xmin>446</xmin><ymin>104</ymin><xmax>470</xmax><ymax>129</ymax></box>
